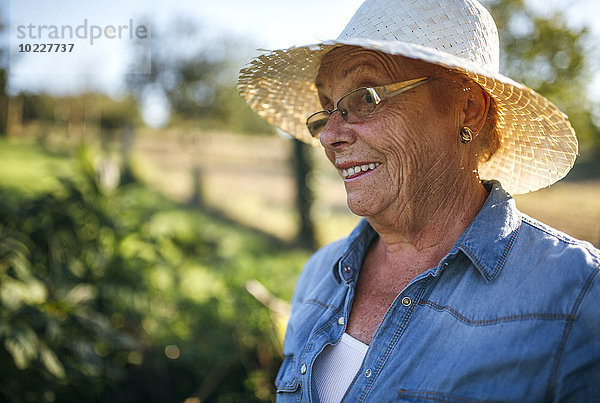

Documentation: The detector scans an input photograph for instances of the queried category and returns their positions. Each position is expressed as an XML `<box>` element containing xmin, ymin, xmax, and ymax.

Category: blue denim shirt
<box><xmin>276</xmin><ymin>181</ymin><xmax>600</xmax><ymax>402</ymax></box>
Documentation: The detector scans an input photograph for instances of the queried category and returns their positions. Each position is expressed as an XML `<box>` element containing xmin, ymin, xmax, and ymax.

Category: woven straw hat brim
<box><xmin>238</xmin><ymin>38</ymin><xmax>578</xmax><ymax>195</ymax></box>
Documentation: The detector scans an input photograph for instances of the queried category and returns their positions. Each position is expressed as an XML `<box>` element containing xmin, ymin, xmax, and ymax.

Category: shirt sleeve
<box><xmin>553</xmin><ymin>268</ymin><xmax>600</xmax><ymax>401</ymax></box>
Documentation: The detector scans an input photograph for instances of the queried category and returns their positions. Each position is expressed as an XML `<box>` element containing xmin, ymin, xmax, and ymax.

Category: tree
<box><xmin>292</xmin><ymin>139</ymin><xmax>317</xmax><ymax>250</ymax></box>
<box><xmin>0</xmin><ymin>16</ymin><xmax>8</xmax><ymax>136</ymax></box>
<box><xmin>126</xmin><ymin>17</ymin><xmax>271</xmax><ymax>133</ymax></box>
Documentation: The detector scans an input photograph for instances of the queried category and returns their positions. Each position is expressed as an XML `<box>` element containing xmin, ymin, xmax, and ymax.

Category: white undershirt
<box><xmin>313</xmin><ymin>332</ymin><xmax>369</xmax><ymax>403</ymax></box>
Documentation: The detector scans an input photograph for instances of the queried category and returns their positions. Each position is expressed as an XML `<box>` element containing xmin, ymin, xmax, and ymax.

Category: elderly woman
<box><xmin>238</xmin><ymin>0</ymin><xmax>600</xmax><ymax>401</ymax></box>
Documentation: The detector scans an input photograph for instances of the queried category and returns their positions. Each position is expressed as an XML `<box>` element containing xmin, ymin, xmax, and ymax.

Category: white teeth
<box><xmin>341</xmin><ymin>163</ymin><xmax>380</xmax><ymax>178</ymax></box>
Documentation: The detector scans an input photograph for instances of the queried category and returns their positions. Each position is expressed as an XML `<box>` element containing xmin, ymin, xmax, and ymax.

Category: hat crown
<box><xmin>338</xmin><ymin>0</ymin><xmax>500</xmax><ymax>72</ymax></box>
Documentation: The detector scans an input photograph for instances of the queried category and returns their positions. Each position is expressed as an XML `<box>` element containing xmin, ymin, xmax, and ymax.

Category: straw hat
<box><xmin>237</xmin><ymin>0</ymin><xmax>578</xmax><ymax>194</ymax></box>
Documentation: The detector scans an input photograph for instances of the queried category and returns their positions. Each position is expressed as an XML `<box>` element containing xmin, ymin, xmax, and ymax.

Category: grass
<box><xmin>0</xmin><ymin>138</ymin><xmax>74</xmax><ymax>196</ymax></box>
<box><xmin>513</xmin><ymin>181</ymin><xmax>600</xmax><ymax>246</ymax></box>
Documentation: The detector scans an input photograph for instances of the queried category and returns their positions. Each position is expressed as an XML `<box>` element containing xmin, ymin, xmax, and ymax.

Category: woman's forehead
<box><xmin>316</xmin><ymin>47</ymin><xmax>432</xmax><ymax>88</ymax></box>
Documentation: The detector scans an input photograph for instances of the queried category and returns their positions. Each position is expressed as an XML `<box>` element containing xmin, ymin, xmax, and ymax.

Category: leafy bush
<box><xmin>0</xmin><ymin>150</ymin><xmax>307</xmax><ymax>402</ymax></box>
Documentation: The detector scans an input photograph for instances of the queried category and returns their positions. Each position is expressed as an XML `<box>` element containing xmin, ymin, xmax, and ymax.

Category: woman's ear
<box><xmin>463</xmin><ymin>83</ymin><xmax>491</xmax><ymax>135</ymax></box>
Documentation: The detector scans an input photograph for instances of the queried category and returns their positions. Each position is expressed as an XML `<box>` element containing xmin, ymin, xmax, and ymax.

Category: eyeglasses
<box><xmin>306</xmin><ymin>77</ymin><xmax>429</xmax><ymax>138</ymax></box>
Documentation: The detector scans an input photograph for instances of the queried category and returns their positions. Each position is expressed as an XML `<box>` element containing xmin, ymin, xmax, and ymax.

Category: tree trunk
<box><xmin>292</xmin><ymin>139</ymin><xmax>316</xmax><ymax>250</ymax></box>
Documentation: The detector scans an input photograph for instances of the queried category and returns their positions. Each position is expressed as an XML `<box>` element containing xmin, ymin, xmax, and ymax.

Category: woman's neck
<box><xmin>365</xmin><ymin>175</ymin><xmax>488</xmax><ymax>270</ymax></box>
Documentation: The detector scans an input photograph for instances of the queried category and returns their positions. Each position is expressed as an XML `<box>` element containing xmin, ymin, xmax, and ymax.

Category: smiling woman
<box><xmin>314</xmin><ymin>48</ymin><xmax>491</xmax><ymax>223</ymax></box>
<box><xmin>237</xmin><ymin>0</ymin><xmax>600</xmax><ymax>401</ymax></box>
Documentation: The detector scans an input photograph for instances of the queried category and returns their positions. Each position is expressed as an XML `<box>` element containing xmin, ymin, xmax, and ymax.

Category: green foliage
<box><xmin>0</xmin><ymin>158</ymin><xmax>141</xmax><ymax>401</ymax></box>
<box><xmin>0</xmin><ymin>68</ymin><xmax>7</xmax><ymax>136</ymax></box>
<box><xmin>17</xmin><ymin>93</ymin><xmax>57</xmax><ymax>123</ymax></box>
<box><xmin>211</xmin><ymin>85</ymin><xmax>275</xmax><ymax>134</ymax></box>
<box><xmin>0</xmin><ymin>145</ymin><xmax>308</xmax><ymax>401</ymax></box>
<box><xmin>98</xmin><ymin>96</ymin><xmax>142</xmax><ymax>133</ymax></box>
<box><xmin>0</xmin><ymin>15</ymin><xmax>6</xmax><ymax>137</ymax></box>
<box><xmin>15</xmin><ymin>92</ymin><xmax>143</xmax><ymax>130</ymax></box>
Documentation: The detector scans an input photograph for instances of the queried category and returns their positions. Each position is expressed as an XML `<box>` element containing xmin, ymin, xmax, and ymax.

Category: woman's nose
<box><xmin>319</xmin><ymin>110</ymin><xmax>356</xmax><ymax>151</ymax></box>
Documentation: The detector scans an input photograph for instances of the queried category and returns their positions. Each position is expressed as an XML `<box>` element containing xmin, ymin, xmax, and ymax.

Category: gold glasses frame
<box><xmin>306</xmin><ymin>77</ymin><xmax>429</xmax><ymax>138</ymax></box>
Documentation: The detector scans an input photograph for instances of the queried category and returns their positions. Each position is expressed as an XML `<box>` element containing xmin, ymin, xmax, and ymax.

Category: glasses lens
<box><xmin>339</xmin><ymin>88</ymin><xmax>377</xmax><ymax>122</ymax></box>
<box><xmin>305</xmin><ymin>88</ymin><xmax>379</xmax><ymax>137</ymax></box>
<box><xmin>306</xmin><ymin>111</ymin><xmax>330</xmax><ymax>137</ymax></box>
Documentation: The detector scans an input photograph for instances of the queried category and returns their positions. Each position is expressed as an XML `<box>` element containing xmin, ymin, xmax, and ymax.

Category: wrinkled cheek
<box><xmin>380</xmin><ymin>119</ymin><xmax>426</xmax><ymax>186</ymax></box>
<box><xmin>324</xmin><ymin>148</ymin><xmax>335</xmax><ymax>165</ymax></box>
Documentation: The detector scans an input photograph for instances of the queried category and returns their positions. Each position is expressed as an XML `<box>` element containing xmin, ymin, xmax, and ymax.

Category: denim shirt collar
<box><xmin>335</xmin><ymin>219</ymin><xmax>378</xmax><ymax>284</ymax></box>
<box><xmin>454</xmin><ymin>180</ymin><xmax>522</xmax><ymax>281</ymax></box>
<box><xmin>333</xmin><ymin>180</ymin><xmax>521</xmax><ymax>284</ymax></box>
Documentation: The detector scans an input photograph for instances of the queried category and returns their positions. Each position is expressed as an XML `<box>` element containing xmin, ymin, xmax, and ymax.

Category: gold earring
<box><xmin>460</xmin><ymin>127</ymin><xmax>473</xmax><ymax>143</ymax></box>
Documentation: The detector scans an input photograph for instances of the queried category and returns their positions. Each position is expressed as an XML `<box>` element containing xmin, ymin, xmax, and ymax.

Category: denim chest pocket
<box><xmin>388</xmin><ymin>297</ymin><xmax>564</xmax><ymax>402</ymax></box>
<box><xmin>275</xmin><ymin>356</ymin><xmax>300</xmax><ymax>394</ymax></box>
<box><xmin>397</xmin><ymin>389</ymin><xmax>505</xmax><ymax>403</ymax></box>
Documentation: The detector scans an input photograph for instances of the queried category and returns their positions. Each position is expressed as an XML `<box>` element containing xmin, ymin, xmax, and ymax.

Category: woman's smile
<box><xmin>340</xmin><ymin>162</ymin><xmax>381</xmax><ymax>180</ymax></box>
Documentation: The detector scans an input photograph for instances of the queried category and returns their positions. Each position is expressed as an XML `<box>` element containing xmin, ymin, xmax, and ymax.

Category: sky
<box><xmin>4</xmin><ymin>0</ymin><xmax>365</xmax><ymax>96</ymax></box>
<box><xmin>4</xmin><ymin>0</ymin><xmax>599</xmax><ymax>100</ymax></box>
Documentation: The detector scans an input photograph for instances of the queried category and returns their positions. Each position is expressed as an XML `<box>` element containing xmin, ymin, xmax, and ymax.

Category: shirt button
<box><xmin>300</xmin><ymin>364</ymin><xmax>307</xmax><ymax>374</ymax></box>
<box><xmin>401</xmin><ymin>297</ymin><xmax>412</xmax><ymax>307</ymax></box>
<box><xmin>365</xmin><ymin>368</ymin><xmax>372</xmax><ymax>378</ymax></box>
<box><xmin>343</xmin><ymin>265</ymin><xmax>351</xmax><ymax>273</ymax></box>
<box><xmin>338</xmin><ymin>317</ymin><xmax>345</xmax><ymax>325</ymax></box>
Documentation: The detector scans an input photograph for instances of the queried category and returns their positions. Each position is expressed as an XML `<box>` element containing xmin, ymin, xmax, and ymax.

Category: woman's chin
<box><xmin>346</xmin><ymin>196</ymin><xmax>381</xmax><ymax>218</ymax></box>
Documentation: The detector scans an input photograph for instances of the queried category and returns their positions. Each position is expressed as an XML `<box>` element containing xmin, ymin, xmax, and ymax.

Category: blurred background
<box><xmin>0</xmin><ymin>0</ymin><xmax>598</xmax><ymax>401</ymax></box>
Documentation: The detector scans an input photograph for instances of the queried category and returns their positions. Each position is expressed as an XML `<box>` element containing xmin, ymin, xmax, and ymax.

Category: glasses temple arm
<box><xmin>376</xmin><ymin>77</ymin><xmax>429</xmax><ymax>98</ymax></box>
